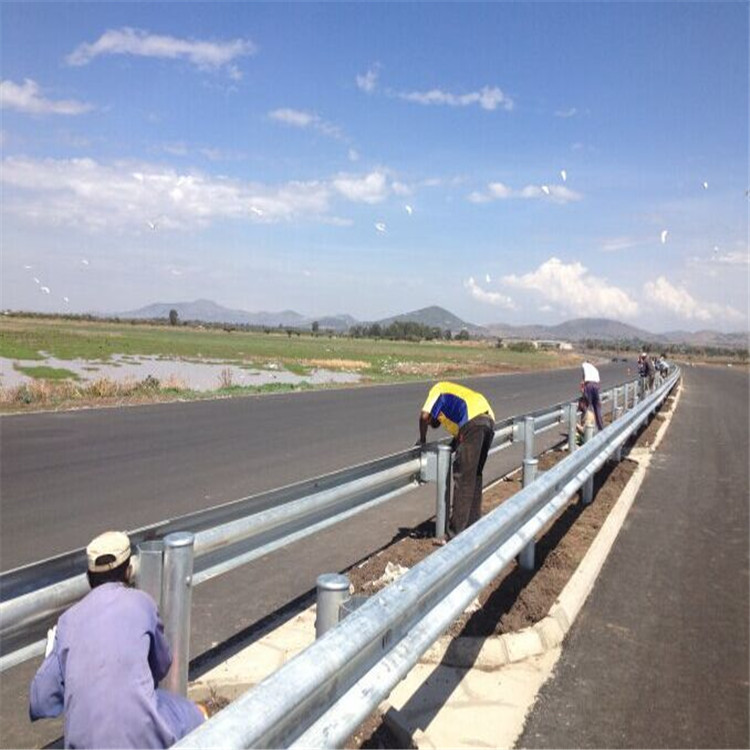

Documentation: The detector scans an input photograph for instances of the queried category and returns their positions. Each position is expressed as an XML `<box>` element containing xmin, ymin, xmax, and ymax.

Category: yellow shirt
<box><xmin>421</xmin><ymin>381</ymin><xmax>495</xmax><ymax>437</ymax></box>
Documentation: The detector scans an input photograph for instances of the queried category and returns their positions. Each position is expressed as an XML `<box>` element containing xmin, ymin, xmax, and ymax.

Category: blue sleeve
<box><xmin>29</xmin><ymin>649</ymin><xmax>64</xmax><ymax>721</ymax></box>
<box><xmin>148</xmin><ymin>610</ymin><xmax>173</xmax><ymax>684</ymax></box>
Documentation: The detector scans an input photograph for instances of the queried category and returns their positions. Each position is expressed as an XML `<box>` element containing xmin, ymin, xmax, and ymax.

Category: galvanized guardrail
<box><xmin>176</xmin><ymin>368</ymin><xmax>680</xmax><ymax>749</ymax></box>
<box><xmin>0</xmin><ymin>373</ymin><xmax>648</xmax><ymax>673</ymax></box>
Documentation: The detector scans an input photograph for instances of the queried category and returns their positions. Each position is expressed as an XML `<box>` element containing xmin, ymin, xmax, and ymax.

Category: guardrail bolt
<box><xmin>135</xmin><ymin>539</ymin><xmax>164</xmax><ymax>610</ymax></box>
<box><xmin>315</xmin><ymin>573</ymin><xmax>351</xmax><ymax>639</ymax></box>
<box><xmin>161</xmin><ymin>532</ymin><xmax>195</xmax><ymax>697</ymax></box>
<box><xmin>435</xmin><ymin>444</ymin><xmax>453</xmax><ymax>539</ymax></box>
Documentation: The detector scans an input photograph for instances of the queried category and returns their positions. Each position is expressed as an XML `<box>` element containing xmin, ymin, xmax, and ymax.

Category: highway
<box><xmin>0</xmin><ymin>362</ymin><xmax>631</xmax><ymax>748</ymax></box>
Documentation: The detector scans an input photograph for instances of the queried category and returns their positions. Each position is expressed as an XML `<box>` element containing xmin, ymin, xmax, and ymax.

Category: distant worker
<box><xmin>418</xmin><ymin>382</ymin><xmax>495</xmax><ymax>540</ymax></box>
<box><xmin>30</xmin><ymin>531</ymin><xmax>206</xmax><ymax>749</ymax></box>
<box><xmin>642</xmin><ymin>352</ymin><xmax>656</xmax><ymax>393</ymax></box>
<box><xmin>580</xmin><ymin>361</ymin><xmax>604</xmax><ymax>431</ymax></box>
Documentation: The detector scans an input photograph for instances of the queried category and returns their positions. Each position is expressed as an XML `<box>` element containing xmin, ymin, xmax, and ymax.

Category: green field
<box><xmin>0</xmin><ymin>315</ymin><xmax>579</xmax><ymax>382</ymax></box>
<box><xmin>13</xmin><ymin>364</ymin><xmax>81</xmax><ymax>381</ymax></box>
<box><xmin>0</xmin><ymin>315</ymin><xmax>576</xmax><ymax>377</ymax></box>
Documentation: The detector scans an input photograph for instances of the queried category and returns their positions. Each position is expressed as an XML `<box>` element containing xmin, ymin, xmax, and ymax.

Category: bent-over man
<box><xmin>29</xmin><ymin>530</ymin><xmax>205</xmax><ymax>749</ymax></box>
<box><xmin>418</xmin><ymin>382</ymin><xmax>495</xmax><ymax>540</ymax></box>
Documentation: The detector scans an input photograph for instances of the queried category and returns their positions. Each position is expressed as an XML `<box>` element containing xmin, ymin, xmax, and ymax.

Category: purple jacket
<box><xmin>29</xmin><ymin>582</ymin><xmax>202</xmax><ymax>749</ymax></box>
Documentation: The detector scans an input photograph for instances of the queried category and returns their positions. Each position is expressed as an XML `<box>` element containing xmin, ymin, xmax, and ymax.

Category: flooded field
<box><xmin>0</xmin><ymin>354</ymin><xmax>361</xmax><ymax>392</ymax></box>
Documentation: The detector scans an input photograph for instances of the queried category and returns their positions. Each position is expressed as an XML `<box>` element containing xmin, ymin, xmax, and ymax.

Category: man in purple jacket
<box><xmin>29</xmin><ymin>531</ymin><xmax>205</xmax><ymax>748</ymax></box>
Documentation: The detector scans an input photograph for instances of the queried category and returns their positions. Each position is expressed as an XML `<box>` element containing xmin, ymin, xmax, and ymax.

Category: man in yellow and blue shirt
<box><xmin>418</xmin><ymin>382</ymin><xmax>495</xmax><ymax>540</ymax></box>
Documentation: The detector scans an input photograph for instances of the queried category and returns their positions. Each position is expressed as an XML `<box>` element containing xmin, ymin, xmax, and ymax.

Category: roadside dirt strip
<box><xmin>188</xmin><ymin>385</ymin><xmax>680</xmax><ymax>749</ymax></box>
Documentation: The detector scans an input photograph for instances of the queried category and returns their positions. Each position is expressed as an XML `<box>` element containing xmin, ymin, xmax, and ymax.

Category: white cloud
<box><xmin>464</xmin><ymin>277</ymin><xmax>516</xmax><ymax>309</ymax></box>
<box><xmin>1</xmin><ymin>156</ymin><xmax>332</xmax><ymax>231</ymax></box>
<box><xmin>502</xmin><ymin>257</ymin><xmax>638</xmax><ymax>318</ymax></box>
<box><xmin>268</xmin><ymin>108</ymin><xmax>343</xmax><ymax>140</ymax></box>
<box><xmin>487</xmin><ymin>182</ymin><xmax>512</xmax><ymax>199</ymax></box>
<box><xmin>356</xmin><ymin>64</ymin><xmax>380</xmax><ymax>93</ymax></box>
<box><xmin>391</xmin><ymin>181</ymin><xmax>412</xmax><ymax>197</ymax></box>
<box><xmin>399</xmin><ymin>85</ymin><xmax>513</xmax><ymax>112</ymax></box>
<box><xmin>714</xmin><ymin>251</ymin><xmax>749</xmax><ymax>266</ymax></box>
<box><xmin>66</xmin><ymin>28</ymin><xmax>256</xmax><ymax>74</ymax></box>
<box><xmin>332</xmin><ymin>170</ymin><xmax>389</xmax><ymax>204</ymax></box>
<box><xmin>348</xmin><ymin>148</ymin><xmax>360</xmax><ymax>162</ymax></box>
<box><xmin>0</xmin><ymin>79</ymin><xmax>93</xmax><ymax>115</ymax></box>
<box><xmin>643</xmin><ymin>276</ymin><xmax>744</xmax><ymax>323</ymax></box>
<box><xmin>468</xmin><ymin>190</ymin><xmax>491</xmax><ymax>204</ymax></box>
<box><xmin>1</xmin><ymin>158</ymin><xmax>412</xmax><ymax>232</ymax></box>
<box><xmin>555</xmin><ymin>107</ymin><xmax>578</xmax><ymax>118</ymax></box>
<box><xmin>469</xmin><ymin>182</ymin><xmax>582</xmax><ymax>205</ymax></box>
<box><xmin>601</xmin><ymin>236</ymin><xmax>644</xmax><ymax>253</ymax></box>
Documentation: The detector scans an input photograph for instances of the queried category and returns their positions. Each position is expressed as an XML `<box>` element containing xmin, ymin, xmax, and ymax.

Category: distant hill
<box><xmin>375</xmin><ymin>306</ymin><xmax>484</xmax><ymax>334</ymax></box>
<box><xmin>112</xmin><ymin>301</ymin><xmax>746</xmax><ymax>348</ymax></box>
<box><xmin>485</xmin><ymin>317</ymin><xmax>659</xmax><ymax>342</ymax></box>
<box><xmin>117</xmin><ymin>299</ymin><xmax>346</xmax><ymax>330</ymax></box>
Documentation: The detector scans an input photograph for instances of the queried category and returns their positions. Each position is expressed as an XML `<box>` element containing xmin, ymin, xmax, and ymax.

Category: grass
<box><xmin>0</xmin><ymin>315</ymin><xmax>583</xmax><ymax>412</ymax></box>
<box><xmin>14</xmin><ymin>364</ymin><xmax>80</xmax><ymax>381</ymax></box>
<box><xmin>0</xmin><ymin>316</ymin><xmax>570</xmax><ymax>379</ymax></box>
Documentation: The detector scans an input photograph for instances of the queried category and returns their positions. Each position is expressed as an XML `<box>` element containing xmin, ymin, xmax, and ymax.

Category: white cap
<box><xmin>581</xmin><ymin>362</ymin><xmax>600</xmax><ymax>383</ymax></box>
<box><xmin>86</xmin><ymin>531</ymin><xmax>131</xmax><ymax>572</ymax></box>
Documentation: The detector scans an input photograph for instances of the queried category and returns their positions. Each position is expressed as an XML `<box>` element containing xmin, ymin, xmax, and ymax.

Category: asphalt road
<box><xmin>519</xmin><ymin>365</ymin><xmax>749</xmax><ymax>749</ymax></box>
<box><xmin>0</xmin><ymin>363</ymin><xmax>631</xmax><ymax>570</ymax></box>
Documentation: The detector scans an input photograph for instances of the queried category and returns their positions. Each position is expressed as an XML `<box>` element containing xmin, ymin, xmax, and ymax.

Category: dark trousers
<box><xmin>449</xmin><ymin>414</ymin><xmax>495</xmax><ymax>538</ymax></box>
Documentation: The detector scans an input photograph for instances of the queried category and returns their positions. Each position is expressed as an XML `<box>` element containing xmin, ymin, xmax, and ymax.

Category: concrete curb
<box><xmin>381</xmin><ymin>383</ymin><xmax>681</xmax><ymax>744</ymax></box>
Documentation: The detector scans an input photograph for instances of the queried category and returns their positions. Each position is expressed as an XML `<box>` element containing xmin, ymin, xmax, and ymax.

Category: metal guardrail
<box><xmin>0</xmin><ymin>374</ymin><xmax>644</xmax><ymax>672</ymax></box>
<box><xmin>176</xmin><ymin>368</ymin><xmax>680</xmax><ymax>749</ymax></box>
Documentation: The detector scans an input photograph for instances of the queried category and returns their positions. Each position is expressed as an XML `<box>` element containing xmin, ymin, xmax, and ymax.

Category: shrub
<box><xmin>218</xmin><ymin>368</ymin><xmax>233</xmax><ymax>389</ymax></box>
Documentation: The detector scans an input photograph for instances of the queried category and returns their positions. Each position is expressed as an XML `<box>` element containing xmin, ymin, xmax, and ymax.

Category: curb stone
<box><xmin>382</xmin><ymin>383</ymin><xmax>681</xmax><ymax>746</ymax></box>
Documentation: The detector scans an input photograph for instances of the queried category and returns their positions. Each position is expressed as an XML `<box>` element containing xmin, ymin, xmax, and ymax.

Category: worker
<box><xmin>29</xmin><ymin>530</ymin><xmax>206</xmax><ymax>748</ymax></box>
<box><xmin>418</xmin><ymin>382</ymin><xmax>495</xmax><ymax>541</ymax></box>
<box><xmin>580</xmin><ymin>361</ymin><xmax>604</xmax><ymax>431</ymax></box>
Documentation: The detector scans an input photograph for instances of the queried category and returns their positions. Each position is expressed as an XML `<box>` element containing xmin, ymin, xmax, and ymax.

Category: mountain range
<box><xmin>116</xmin><ymin>300</ymin><xmax>748</xmax><ymax>349</ymax></box>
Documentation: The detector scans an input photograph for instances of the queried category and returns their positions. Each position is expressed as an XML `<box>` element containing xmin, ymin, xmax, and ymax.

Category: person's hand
<box><xmin>44</xmin><ymin>625</ymin><xmax>57</xmax><ymax>658</ymax></box>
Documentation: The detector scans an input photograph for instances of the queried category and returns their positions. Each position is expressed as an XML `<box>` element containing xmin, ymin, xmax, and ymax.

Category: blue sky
<box><xmin>2</xmin><ymin>2</ymin><xmax>748</xmax><ymax>332</ymax></box>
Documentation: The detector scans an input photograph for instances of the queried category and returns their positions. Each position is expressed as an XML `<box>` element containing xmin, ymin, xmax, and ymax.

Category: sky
<box><xmin>1</xmin><ymin>2</ymin><xmax>748</xmax><ymax>333</ymax></box>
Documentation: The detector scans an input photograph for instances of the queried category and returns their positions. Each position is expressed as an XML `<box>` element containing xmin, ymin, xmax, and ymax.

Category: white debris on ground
<box><xmin>0</xmin><ymin>354</ymin><xmax>361</xmax><ymax>392</ymax></box>
<box><xmin>365</xmin><ymin>561</ymin><xmax>410</xmax><ymax>590</ymax></box>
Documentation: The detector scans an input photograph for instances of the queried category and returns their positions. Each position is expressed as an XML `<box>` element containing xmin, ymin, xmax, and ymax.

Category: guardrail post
<box><xmin>613</xmin><ymin>408</ymin><xmax>624</xmax><ymax>462</ymax></box>
<box><xmin>612</xmin><ymin>387</ymin><xmax>618</xmax><ymax>419</ymax></box>
<box><xmin>567</xmin><ymin>401</ymin><xmax>577</xmax><ymax>452</ymax></box>
<box><xmin>161</xmin><ymin>532</ymin><xmax>195</xmax><ymax>697</ymax></box>
<box><xmin>315</xmin><ymin>573</ymin><xmax>350</xmax><ymax>639</ymax></box>
<box><xmin>518</xmin><ymin>458</ymin><xmax>539</xmax><ymax>570</ymax></box>
<box><xmin>135</xmin><ymin>539</ymin><xmax>164</xmax><ymax>609</ymax></box>
<box><xmin>435</xmin><ymin>445</ymin><xmax>452</xmax><ymax>539</ymax></box>
<box><xmin>581</xmin><ymin>424</ymin><xmax>595</xmax><ymax>505</ymax></box>
<box><xmin>524</xmin><ymin>416</ymin><xmax>535</xmax><ymax>461</ymax></box>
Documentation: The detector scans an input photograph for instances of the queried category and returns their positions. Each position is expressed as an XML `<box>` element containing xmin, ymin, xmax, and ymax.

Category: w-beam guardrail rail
<box><xmin>175</xmin><ymin>368</ymin><xmax>680</xmax><ymax>749</ymax></box>
<box><xmin>0</xmin><ymin>371</ymin><xmax>668</xmax><ymax>673</ymax></box>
